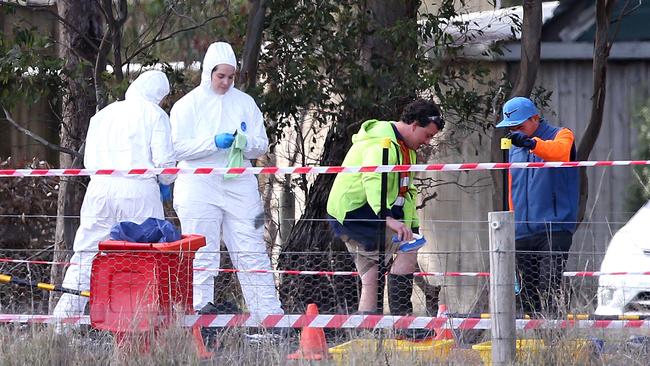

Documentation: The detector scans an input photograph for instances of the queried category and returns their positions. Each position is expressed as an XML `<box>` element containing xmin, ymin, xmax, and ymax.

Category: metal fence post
<box><xmin>488</xmin><ymin>211</ymin><xmax>516</xmax><ymax>365</ymax></box>
<box><xmin>377</xmin><ymin>137</ymin><xmax>391</xmax><ymax>313</ymax></box>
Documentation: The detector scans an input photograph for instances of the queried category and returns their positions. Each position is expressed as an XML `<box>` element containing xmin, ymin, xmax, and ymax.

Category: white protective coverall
<box><xmin>53</xmin><ymin>70</ymin><xmax>176</xmax><ymax>317</ymax></box>
<box><xmin>170</xmin><ymin>42</ymin><xmax>283</xmax><ymax>315</ymax></box>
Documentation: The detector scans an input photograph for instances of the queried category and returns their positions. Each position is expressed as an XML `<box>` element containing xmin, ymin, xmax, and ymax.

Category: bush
<box><xmin>625</xmin><ymin>101</ymin><xmax>650</xmax><ymax>213</ymax></box>
<box><xmin>0</xmin><ymin>157</ymin><xmax>58</xmax><ymax>250</ymax></box>
<box><xmin>0</xmin><ymin>157</ymin><xmax>58</xmax><ymax>313</ymax></box>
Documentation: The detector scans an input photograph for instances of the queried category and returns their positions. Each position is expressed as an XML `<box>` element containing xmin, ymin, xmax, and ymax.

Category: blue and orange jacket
<box><xmin>508</xmin><ymin>120</ymin><xmax>579</xmax><ymax>239</ymax></box>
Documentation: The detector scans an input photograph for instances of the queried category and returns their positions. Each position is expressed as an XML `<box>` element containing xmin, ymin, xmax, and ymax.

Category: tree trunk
<box><xmin>576</xmin><ymin>0</ymin><xmax>616</xmax><ymax>223</ymax></box>
<box><xmin>49</xmin><ymin>0</ymin><xmax>102</xmax><ymax>313</ymax></box>
<box><xmin>277</xmin><ymin>0</ymin><xmax>418</xmax><ymax>314</ymax></box>
<box><xmin>96</xmin><ymin>0</ymin><xmax>128</xmax><ymax>109</ymax></box>
<box><xmin>279</xmin><ymin>174</ymin><xmax>295</xmax><ymax>244</ymax></box>
<box><xmin>510</xmin><ymin>0</ymin><xmax>542</xmax><ymax>98</ymax></box>
<box><xmin>482</xmin><ymin>0</ymin><xmax>542</xmax><ymax>323</ymax></box>
<box><xmin>277</xmin><ymin>126</ymin><xmax>355</xmax><ymax>313</ymax></box>
<box><xmin>238</xmin><ymin>0</ymin><xmax>267</xmax><ymax>91</ymax></box>
<box><xmin>489</xmin><ymin>0</ymin><xmax>542</xmax><ymax>211</ymax></box>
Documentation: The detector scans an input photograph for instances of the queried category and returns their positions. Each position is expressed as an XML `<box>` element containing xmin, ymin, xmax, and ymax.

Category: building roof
<box><xmin>542</xmin><ymin>0</ymin><xmax>650</xmax><ymax>42</ymax></box>
<box><xmin>444</xmin><ymin>1</ymin><xmax>560</xmax><ymax>45</ymax></box>
<box><xmin>442</xmin><ymin>0</ymin><xmax>650</xmax><ymax>61</ymax></box>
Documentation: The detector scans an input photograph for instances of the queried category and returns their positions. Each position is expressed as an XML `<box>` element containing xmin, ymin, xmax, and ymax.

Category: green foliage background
<box><xmin>257</xmin><ymin>0</ymin><xmax>505</xmax><ymax>154</ymax></box>
<box><xmin>1</xmin><ymin>1</ymin><xmax>507</xmax><ymax>156</ymax></box>
<box><xmin>0</xmin><ymin>24</ymin><xmax>64</xmax><ymax>110</ymax></box>
<box><xmin>625</xmin><ymin>99</ymin><xmax>650</xmax><ymax>213</ymax></box>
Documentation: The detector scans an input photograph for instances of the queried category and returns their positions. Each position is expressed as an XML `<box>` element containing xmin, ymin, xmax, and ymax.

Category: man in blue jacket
<box><xmin>497</xmin><ymin>97</ymin><xmax>579</xmax><ymax>315</ymax></box>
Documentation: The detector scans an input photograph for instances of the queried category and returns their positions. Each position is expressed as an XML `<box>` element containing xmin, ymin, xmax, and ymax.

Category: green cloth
<box><xmin>224</xmin><ymin>130</ymin><xmax>247</xmax><ymax>180</ymax></box>
<box><xmin>326</xmin><ymin>119</ymin><xmax>419</xmax><ymax>229</ymax></box>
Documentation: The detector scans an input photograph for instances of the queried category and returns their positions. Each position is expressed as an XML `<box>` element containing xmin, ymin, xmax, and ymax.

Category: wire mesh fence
<box><xmin>2</xmin><ymin>207</ymin><xmax>650</xmax><ymax>365</ymax></box>
<box><xmin>0</xmin><ymin>215</ymin><xmax>629</xmax><ymax>320</ymax></box>
<box><xmin>4</xmin><ymin>211</ymin><xmax>650</xmax><ymax>365</ymax></box>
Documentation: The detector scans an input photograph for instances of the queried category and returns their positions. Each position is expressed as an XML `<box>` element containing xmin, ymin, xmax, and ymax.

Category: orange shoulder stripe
<box><xmin>530</xmin><ymin>128</ymin><xmax>574</xmax><ymax>162</ymax></box>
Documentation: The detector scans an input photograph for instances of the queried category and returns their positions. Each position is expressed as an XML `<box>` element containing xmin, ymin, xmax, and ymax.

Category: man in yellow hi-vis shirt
<box><xmin>327</xmin><ymin>99</ymin><xmax>443</xmax><ymax>315</ymax></box>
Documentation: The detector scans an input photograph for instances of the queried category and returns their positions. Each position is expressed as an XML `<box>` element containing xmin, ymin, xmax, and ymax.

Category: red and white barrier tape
<box><xmin>2</xmin><ymin>313</ymin><xmax>650</xmax><ymax>330</ymax></box>
<box><xmin>195</xmin><ymin>315</ymin><xmax>650</xmax><ymax>330</ymax></box>
<box><xmin>183</xmin><ymin>314</ymin><xmax>485</xmax><ymax>330</ymax></box>
<box><xmin>2</xmin><ymin>160</ymin><xmax>649</xmax><ymax>177</ymax></box>
<box><xmin>0</xmin><ymin>258</ymin><xmax>71</xmax><ymax>266</ymax></box>
<box><xmin>205</xmin><ymin>268</ymin><xmax>492</xmax><ymax>277</ymax></box>
<box><xmin>564</xmin><ymin>271</ymin><xmax>650</xmax><ymax>277</ymax></box>
<box><xmin>0</xmin><ymin>314</ymin><xmax>90</xmax><ymax>325</ymax></box>
<box><xmin>0</xmin><ymin>258</ymin><xmax>488</xmax><ymax>277</ymax></box>
<box><xmin>3</xmin><ymin>258</ymin><xmax>648</xmax><ymax>277</ymax></box>
<box><xmin>210</xmin><ymin>268</ymin><xmax>358</xmax><ymax>276</ymax></box>
<box><xmin>0</xmin><ymin>257</ymin><xmax>487</xmax><ymax>277</ymax></box>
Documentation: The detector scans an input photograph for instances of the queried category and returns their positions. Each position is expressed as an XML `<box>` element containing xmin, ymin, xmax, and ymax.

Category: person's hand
<box><xmin>386</xmin><ymin>216</ymin><xmax>413</xmax><ymax>242</ymax></box>
<box><xmin>507</xmin><ymin>131</ymin><xmax>536</xmax><ymax>149</ymax></box>
<box><xmin>214</xmin><ymin>133</ymin><xmax>235</xmax><ymax>149</ymax></box>
<box><xmin>159</xmin><ymin>184</ymin><xmax>172</xmax><ymax>203</ymax></box>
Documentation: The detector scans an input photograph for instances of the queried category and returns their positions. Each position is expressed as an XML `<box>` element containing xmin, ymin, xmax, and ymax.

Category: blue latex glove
<box><xmin>214</xmin><ymin>133</ymin><xmax>235</xmax><ymax>149</ymax></box>
<box><xmin>507</xmin><ymin>131</ymin><xmax>536</xmax><ymax>149</ymax></box>
<box><xmin>159</xmin><ymin>184</ymin><xmax>172</xmax><ymax>203</ymax></box>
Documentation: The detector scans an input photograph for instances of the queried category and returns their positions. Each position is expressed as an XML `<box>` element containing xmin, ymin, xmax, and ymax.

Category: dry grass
<box><xmin>0</xmin><ymin>325</ymin><xmax>112</xmax><ymax>366</ymax></box>
<box><xmin>0</xmin><ymin>324</ymin><xmax>297</xmax><ymax>366</ymax></box>
<box><xmin>2</xmin><ymin>324</ymin><xmax>650</xmax><ymax>366</ymax></box>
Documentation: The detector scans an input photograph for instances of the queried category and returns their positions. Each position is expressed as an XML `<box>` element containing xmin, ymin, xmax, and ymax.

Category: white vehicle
<box><xmin>596</xmin><ymin>201</ymin><xmax>650</xmax><ymax>315</ymax></box>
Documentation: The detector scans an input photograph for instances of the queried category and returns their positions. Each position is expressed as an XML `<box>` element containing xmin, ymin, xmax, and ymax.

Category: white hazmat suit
<box><xmin>170</xmin><ymin>42</ymin><xmax>283</xmax><ymax>315</ymax></box>
<box><xmin>53</xmin><ymin>70</ymin><xmax>176</xmax><ymax>318</ymax></box>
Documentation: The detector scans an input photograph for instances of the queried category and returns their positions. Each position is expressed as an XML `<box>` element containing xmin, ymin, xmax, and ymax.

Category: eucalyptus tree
<box><xmin>256</xmin><ymin>0</ymin><xmax>502</xmax><ymax>312</ymax></box>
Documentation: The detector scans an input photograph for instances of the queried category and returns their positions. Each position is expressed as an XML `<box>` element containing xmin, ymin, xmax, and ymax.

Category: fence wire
<box><xmin>0</xmin><ymin>198</ymin><xmax>644</xmax><ymax>328</ymax></box>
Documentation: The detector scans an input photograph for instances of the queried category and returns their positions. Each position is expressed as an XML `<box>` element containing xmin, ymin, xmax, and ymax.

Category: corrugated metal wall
<box><xmin>538</xmin><ymin>60</ymin><xmax>650</xmax><ymax>247</ymax></box>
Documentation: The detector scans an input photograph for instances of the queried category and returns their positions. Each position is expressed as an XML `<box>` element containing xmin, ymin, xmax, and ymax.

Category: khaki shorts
<box><xmin>341</xmin><ymin>229</ymin><xmax>400</xmax><ymax>276</ymax></box>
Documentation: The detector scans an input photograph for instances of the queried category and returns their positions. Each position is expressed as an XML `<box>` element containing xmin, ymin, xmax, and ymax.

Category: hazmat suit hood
<box><xmin>124</xmin><ymin>70</ymin><xmax>170</xmax><ymax>105</ymax></box>
<box><xmin>200</xmin><ymin>42</ymin><xmax>237</xmax><ymax>92</ymax></box>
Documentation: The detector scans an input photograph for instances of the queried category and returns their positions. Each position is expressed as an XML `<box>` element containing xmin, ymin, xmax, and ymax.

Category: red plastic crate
<box><xmin>90</xmin><ymin>234</ymin><xmax>205</xmax><ymax>333</ymax></box>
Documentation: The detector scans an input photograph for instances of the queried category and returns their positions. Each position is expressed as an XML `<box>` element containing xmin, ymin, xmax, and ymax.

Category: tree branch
<box><xmin>94</xmin><ymin>11</ymin><xmax>113</xmax><ymax>110</ymax></box>
<box><xmin>124</xmin><ymin>10</ymin><xmax>228</xmax><ymax>65</ymax></box>
<box><xmin>416</xmin><ymin>175</ymin><xmax>492</xmax><ymax>209</ymax></box>
<box><xmin>124</xmin><ymin>2</ymin><xmax>176</xmax><ymax>57</ymax></box>
<box><xmin>2</xmin><ymin>107</ymin><xmax>83</xmax><ymax>158</ymax></box>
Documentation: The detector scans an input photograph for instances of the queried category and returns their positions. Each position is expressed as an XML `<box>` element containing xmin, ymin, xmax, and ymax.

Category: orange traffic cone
<box><xmin>433</xmin><ymin>304</ymin><xmax>454</xmax><ymax>340</ymax></box>
<box><xmin>191</xmin><ymin>325</ymin><xmax>215</xmax><ymax>359</ymax></box>
<box><xmin>287</xmin><ymin>303</ymin><xmax>330</xmax><ymax>360</ymax></box>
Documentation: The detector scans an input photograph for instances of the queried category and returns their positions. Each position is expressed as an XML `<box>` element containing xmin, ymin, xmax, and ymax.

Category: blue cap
<box><xmin>496</xmin><ymin>97</ymin><xmax>539</xmax><ymax>128</ymax></box>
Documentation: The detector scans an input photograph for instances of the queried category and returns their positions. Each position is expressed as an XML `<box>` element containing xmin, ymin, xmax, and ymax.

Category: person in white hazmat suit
<box><xmin>53</xmin><ymin>70</ymin><xmax>176</xmax><ymax>318</ymax></box>
<box><xmin>170</xmin><ymin>41</ymin><xmax>283</xmax><ymax>316</ymax></box>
